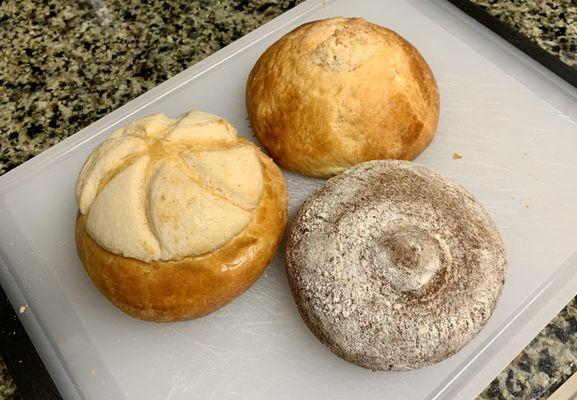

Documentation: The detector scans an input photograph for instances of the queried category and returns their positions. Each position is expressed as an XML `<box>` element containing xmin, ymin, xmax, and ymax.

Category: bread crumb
<box><xmin>452</xmin><ymin>152</ymin><xmax>462</xmax><ymax>160</ymax></box>
<box><xmin>90</xmin><ymin>369</ymin><xmax>96</xmax><ymax>375</ymax></box>
<box><xmin>19</xmin><ymin>305</ymin><xmax>27</xmax><ymax>314</ymax></box>
<box><xmin>524</xmin><ymin>204</ymin><xmax>529</xmax><ymax>209</ymax></box>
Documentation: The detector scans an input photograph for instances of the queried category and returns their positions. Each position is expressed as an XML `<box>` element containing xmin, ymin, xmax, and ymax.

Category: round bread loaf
<box><xmin>285</xmin><ymin>160</ymin><xmax>506</xmax><ymax>370</ymax></box>
<box><xmin>246</xmin><ymin>17</ymin><xmax>440</xmax><ymax>178</ymax></box>
<box><xmin>75</xmin><ymin>111</ymin><xmax>288</xmax><ymax>322</ymax></box>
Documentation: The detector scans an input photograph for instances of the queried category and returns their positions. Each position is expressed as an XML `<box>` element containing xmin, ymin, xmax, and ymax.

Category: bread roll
<box><xmin>75</xmin><ymin>111</ymin><xmax>288</xmax><ymax>322</ymax></box>
<box><xmin>285</xmin><ymin>160</ymin><xmax>506</xmax><ymax>370</ymax></box>
<box><xmin>246</xmin><ymin>17</ymin><xmax>440</xmax><ymax>178</ymax></box>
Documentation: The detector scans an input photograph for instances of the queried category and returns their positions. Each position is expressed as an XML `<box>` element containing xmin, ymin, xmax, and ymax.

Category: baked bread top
<box><xmin>76</xmin><ymin>111</ymin><xmax>264</xmax><ymax>262</ymax></box>
<box><xmin>246</xmin><ymin>17</ymin><xmax>440</xmax><ymax>178</ymax></box>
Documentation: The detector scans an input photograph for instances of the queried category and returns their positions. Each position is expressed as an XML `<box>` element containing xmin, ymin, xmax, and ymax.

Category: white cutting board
<box><xmin>1</xmin><ymin>0</ymin><xmax>577</xmax><ymax>399</ymax></box>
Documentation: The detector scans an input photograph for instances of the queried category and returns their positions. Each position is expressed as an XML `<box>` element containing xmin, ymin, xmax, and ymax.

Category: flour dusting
<box><xmin>285</xmin><ymin>160</ymin><xmax>507</xmax><ymax>370</ymax></box>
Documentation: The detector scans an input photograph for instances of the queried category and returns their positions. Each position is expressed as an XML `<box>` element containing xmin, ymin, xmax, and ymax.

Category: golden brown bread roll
<box><xmin>246</xmin><ymin>17</ymin><xmax>440</xmax><ymax>178</ymax></box>
<box><xmin>75</xmin><ymin>111</ymin><xmax>288</xmax><ymax>322</ymax></box>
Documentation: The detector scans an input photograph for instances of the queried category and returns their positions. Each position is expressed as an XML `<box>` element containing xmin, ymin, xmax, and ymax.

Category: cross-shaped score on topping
<box><xmin>75</xmin><ymin>111</ymin><xmax>264</xmax><ymax>262</ymax></box>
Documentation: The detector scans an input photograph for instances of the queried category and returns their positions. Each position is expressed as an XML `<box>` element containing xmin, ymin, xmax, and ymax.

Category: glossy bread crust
<box><xmin>246</xmin><ymin>17</ymin><xmax>440</xmax><ymax>178</ymax></box>
<box><xmin>76</xmin><ymin>149</ymin><xmax>288</xmax><ymax>322</ymax></box>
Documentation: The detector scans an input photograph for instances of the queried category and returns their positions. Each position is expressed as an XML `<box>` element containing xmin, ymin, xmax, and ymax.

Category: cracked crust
<box><xmin>76</xmin><ymin>112</ymin><xmax>269</xmax><ymax>262</ymax></box>
<box><xmin>246</xmin><ymin>17</ymin><xmax>440</xmax><ymax>178</ymax></box>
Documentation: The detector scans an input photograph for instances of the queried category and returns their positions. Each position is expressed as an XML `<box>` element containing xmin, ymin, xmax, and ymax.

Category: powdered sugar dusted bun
<box><xmin>285</xmin><ymin>160</ymin><xmax>506</xmax><ymax>370</ymax></box>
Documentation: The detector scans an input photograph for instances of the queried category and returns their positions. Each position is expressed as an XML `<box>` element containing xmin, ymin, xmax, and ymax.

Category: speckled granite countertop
<box><xmin>471</xmin><ymin>0</ymin><xmax>577</xmax><ymax>68</ymax></box>
<box><xmin>0</xmin><ymin>0</ymin><xmax>576</xmax><ymax>399</ymax></box>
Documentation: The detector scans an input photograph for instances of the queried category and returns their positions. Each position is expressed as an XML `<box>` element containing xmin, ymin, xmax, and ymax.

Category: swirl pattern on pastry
<box><xmin>285</xmin><ymin>160</ymin><xmax>506</xmax><ymax>370</ymax></box>
<box><xmin>76</xmin><ymin>111</ymin><xmax>263</xmax><ymax>262</ymax></box>
<box><xmin>75</xmin><ymin>111</ymin><xmax>288</xmax><ymax>322</ymax></box>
